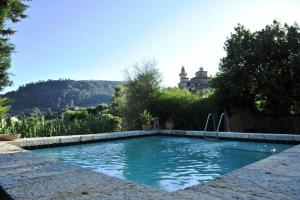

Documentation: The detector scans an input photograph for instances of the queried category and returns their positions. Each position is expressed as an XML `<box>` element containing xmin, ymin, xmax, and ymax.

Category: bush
<box><xmin>99</xmin><ymin>114</ymin><xmax>123</xmax><ymax>132</ymax></box>
<box><xmin>139</xmin><ymin>110</ymin><xmax>152</xmax><ymax>125</ymax></box>
<box><xmin>0</xmin><ymin>108</ymin><xmax>123</xmax><ymax>138</ymax></box>
<box><xmin>63</xmin><ymin>109</ymin><xmax>89</xmax><ymax>121</ymax></box>
<box><xmin>149</xmin><ymin>88</ymin><xmax>214</xmax><ymax>130</ymax></box>
<box><xmin>87</xmin><ymin>103</ymin><xmax>109</xmax><ymax>115</ymax></box>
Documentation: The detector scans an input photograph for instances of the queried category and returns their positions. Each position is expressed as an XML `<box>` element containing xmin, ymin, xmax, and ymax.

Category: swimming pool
<box><xmin>33</xmin><ymin>136</ymin><xmax>293</xmax><ymax>191</ymax></box>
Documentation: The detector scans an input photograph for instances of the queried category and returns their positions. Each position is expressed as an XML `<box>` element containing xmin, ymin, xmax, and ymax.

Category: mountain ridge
<box><xmin>1</xmin><ymin>79</ymin><xmax>122</xmax><ymax>115</ymax></box>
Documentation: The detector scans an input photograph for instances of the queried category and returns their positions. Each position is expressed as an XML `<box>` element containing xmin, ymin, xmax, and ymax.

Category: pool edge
<box><xmin>6</xmin><ymin>130</ymin><xmax>300</xmax><ymax>150</ymax></box>
<box><xmin>1</xmin><ymin>130</ymin><xmax>300</xmax><ymax>199</ymax></box>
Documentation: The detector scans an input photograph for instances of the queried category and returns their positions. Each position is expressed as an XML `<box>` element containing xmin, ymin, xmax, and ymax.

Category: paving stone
<box><xmin>59</xmin><ymin>135</ymin><xmax>81</xmax><ymax>144</ymax></box>
<box><xmin>185</xmin><ymin>131</ymin><xmax>205</xmax><ymax>137</ymax></box>
<box><xmin>204</xmin><ymin>131</ymin><xmax>218</xmax><ymax>137</ymax></box>
<box><xmin>80</xmin><ymin>135</ymin><xmax>95</xmax><ymax>142</ymax></box>
<box><xmin>247</xmin><ymin>132</ymin><xmax>265</xmax><ymax>140</ymax></box>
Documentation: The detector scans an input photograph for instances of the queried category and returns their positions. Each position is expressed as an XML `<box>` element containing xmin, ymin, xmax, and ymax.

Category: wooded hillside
<box><xmin>2</xmin><ymin>79</ymin><xmax>121</xmax><ymax>115</ymax></box>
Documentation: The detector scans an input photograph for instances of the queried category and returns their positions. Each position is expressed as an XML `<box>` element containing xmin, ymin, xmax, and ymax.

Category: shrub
<box><xmin>63</xmin><ymin>109</ymin><xmax>89</xmax><ymax>121</ymax></box>
<box><xmin>149</xmin><ymin>88</ymin><xmax>214</xmax><ymax>130</ymax></box>
<box><xmin>87</xmin><ymin>103</ymin><xmax>109</xmax><ymax>115</ymax></box>
<box><xmin>139</xmin><ymin>110</ymin><xmax>152</xmax><ymax>125</ymax></box>
<box><xmin>0</xmin><ymin>109</ymin><xmax>123</xmax><ymax>138</ymax></box>
<box><xmin>100</xmin><ymin>114</ymin><xmax>123</xmax><ymax>132</ymax></box>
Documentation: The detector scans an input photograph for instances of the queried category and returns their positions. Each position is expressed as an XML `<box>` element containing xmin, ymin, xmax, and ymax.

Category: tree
<box><xmin>211</xmin><ymin>20</ymin><xmax>300</xmax><ymax>115</ymax></box>
<box><xmin>3</xmin><ymin>80</ymin><xmax>120</xmax><ymax>115</ymax></box>
<box><xmin>0</xmin><ymin>0</ymin><xmax>28</xmax><ymax>91</ymax></box>
<box><xmin>112</xmin><ymin>59</ymin><xmax>161</xmax><ymax>129</ymax></box>
<box><xmin>0</xmin><ymin>1</ymin><xmax>28</xmax><ymax>117</ymax></box>
<box><xmin>111</xmin><ymin>85</ymin><xmax>126</xmax><ymax>116</ymax></box>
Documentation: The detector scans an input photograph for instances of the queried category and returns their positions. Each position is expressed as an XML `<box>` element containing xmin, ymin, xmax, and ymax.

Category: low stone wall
<box><xmin>7</xmin><ymin>130</ymin><xmax>300</xmax><ymax>150</ymax></box>
<box><xmin>159</xmin><ymin>130</ymin><xmax>300</xmax><ymax>144</ymax></box>
<box><xmin>8</xmin><ymin>130</ymin><xmax>157</xmax><ymax>149</ymax></box>
<box><xmin>229</xmin><ymin>110</ymin><xmax>300</xmax><ymax>133</ymax></box>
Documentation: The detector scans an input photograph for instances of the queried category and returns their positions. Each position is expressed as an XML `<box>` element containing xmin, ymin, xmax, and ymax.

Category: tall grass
<box><xmin>0</xmin><ymin>113</ymin><xmax>123</xmax><ymax>138</ymax></box>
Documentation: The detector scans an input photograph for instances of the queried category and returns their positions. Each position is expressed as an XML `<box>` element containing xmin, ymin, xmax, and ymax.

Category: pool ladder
<box><xmin>204</xmin><ymin>113</ymin><xmax>230</xmax><ymax>139</ymax></box>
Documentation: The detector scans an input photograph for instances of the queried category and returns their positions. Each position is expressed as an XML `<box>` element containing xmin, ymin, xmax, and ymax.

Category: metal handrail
<box><xmin>216</xmin><ymin>113</ymin><xmax>230</xmax><ymax>139</ymax></box>
<box><xmin>203</xmin><ymin>113</ymin><xmax>216</xmax><ymax>138</ymax></box>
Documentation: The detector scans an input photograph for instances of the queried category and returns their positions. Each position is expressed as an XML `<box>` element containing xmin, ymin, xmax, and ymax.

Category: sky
<box><xmin>4</xmin><ymin>0</ymin><xmax>300</xmax><ymax>93</ymax></box>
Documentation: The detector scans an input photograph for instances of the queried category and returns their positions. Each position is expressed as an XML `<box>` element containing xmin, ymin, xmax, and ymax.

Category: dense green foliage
<box><xmin>111</xmin><ymin>85</ymin><xmax>126</xmax><ymax>116</ymax></box>
<box><xmin>112</xmin><ymin>60</ymin><xmax>161</xmax><ymax>129</ymax></box>
<box><xmin>0</xmin><ymin>0</ymin><xmax>28</xmax><ymax>91</ymax></box>
<box><xmin>211</xmin><ymin>21</ymin><xmax>300</xmax><ymax>115</ymax></box>
<box><xmin>149</xmin><ymin>88</ymin><xmax>214</xmax><ymax>130</ymax></box>
<box><xmin>0</xmin><ymin>97</ymin><xmax>10</xmax><ymax>116</ymax></box>
<box><xmin>0</xmin><ymin>105</ymin><xmax>123</xmax><ymax>137</ymax></box>
<box><xmin>2</xmin><ymin>79</ymin><xmax>121</xmax><ymax>115</ymax></box>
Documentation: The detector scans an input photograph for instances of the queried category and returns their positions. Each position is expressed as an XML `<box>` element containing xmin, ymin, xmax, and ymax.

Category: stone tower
<box><xmin>178</xmin><ymin>66</ymin><xmax>189</xmax><ymax>89</ymax></box>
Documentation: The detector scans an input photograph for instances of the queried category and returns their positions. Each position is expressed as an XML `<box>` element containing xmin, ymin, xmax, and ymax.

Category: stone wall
<box><xmin>229</xmin><ymin>110</ymin><xmax>300</xmax><ymax>134</ymax></box>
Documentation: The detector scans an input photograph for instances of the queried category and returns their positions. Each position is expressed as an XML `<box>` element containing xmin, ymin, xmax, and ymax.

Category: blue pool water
<box><xmin>33</xmin><ymin>136</ymin><xmax>292</xmax><ymax>191</ymax></box>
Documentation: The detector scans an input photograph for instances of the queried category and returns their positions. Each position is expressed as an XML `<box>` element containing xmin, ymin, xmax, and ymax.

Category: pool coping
<box><xmin>1</xmin><ymin>130</ymin><xmax>300</xmax><ymax>199</ymax></box>
<box><xmin>6</xmin><ymin>130</ymin><xmax>300</xmax><ymax>149</ymax></box>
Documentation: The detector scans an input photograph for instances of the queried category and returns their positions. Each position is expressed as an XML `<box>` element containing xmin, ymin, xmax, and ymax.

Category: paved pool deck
<box><xmin>0</xmin><ymin>130</ymin><xmax>300</xmax><ymax>199</ymax></box>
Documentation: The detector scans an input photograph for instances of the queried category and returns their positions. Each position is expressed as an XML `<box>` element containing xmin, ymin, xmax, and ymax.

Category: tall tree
<box><xmin>112</xmin><ymin>59</ymin><xmax>161</xmax><ymax>129</ymax></box>
<box><xmin>0</xmin><ymin>0</ymin><xmax>28</xmax><ymax>91</ymax></box>
<box><xmin>211</xmin><ymin>20</ymin><xmax>300</xmax><ymax>115</ymax></box>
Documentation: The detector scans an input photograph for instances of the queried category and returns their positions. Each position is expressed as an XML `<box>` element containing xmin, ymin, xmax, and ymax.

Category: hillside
<box><xmin>2</xmin><ymin>79</ymin><xmax>122</xmax><ymax>115</ymax></box>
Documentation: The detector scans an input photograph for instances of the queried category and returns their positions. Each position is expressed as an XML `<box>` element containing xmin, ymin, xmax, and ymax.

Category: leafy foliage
<box><xmin>149</xmin><ymin>88</ymin><xmax>214</xmax><ymax>130</ymax></box>
<box><xmin>111</xmin><ymin>85</ymin><xmax>127</xmax><ymax>116</ymax></box>
<box><xmin>139</xmin><ymin>110</ymin><xmax>152</xmax><ymax>125</ymax></box>
<box><xmin>0</xmin><ymin>0</ymin><xmax>28</xmax><ymax>117</ymax></box>
<box><xmin>0</xmin><ymin>0</ymin><xmax>28</xmax><ymax>91</ymax></box>
<box><xmin>0</xmin><ymin>97</ymin><xmax>10</xmax><ymax>116</ymax></box>
<box><xmin>2</xmin><ymin>79</ymin><xmax>122</xmax><ymax>115</ymax></box>
<box><xmin>63</xmin><ymin>108</ymin><xmax>89</xmax><ymax>121</ymax></box>
<box><xmin>0</xmin><ymin>105</ymin><xmax>123</xmax><ymax>137</ymax></box>
<box><xmin>112</xmin><ymin>59</ymin><xmax>161</xmax><ymax>129</ymax></box>
<box><xmin>211</xmin><ymin>21</ymin><xmax>300</xmax><ymax>115</ymax></box>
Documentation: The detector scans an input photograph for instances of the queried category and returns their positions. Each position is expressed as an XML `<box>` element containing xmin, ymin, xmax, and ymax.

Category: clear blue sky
<box><xmin>5</xmin><ymin>0</ymin><xmax>300</xmax><ymax>93</ymax></box>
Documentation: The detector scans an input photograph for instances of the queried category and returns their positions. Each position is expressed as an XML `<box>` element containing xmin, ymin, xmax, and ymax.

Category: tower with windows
<box><xmin>178</xmin><ymin>66</ymin><xmax>210</xmax><ymax>92</ymax></box>
<box><xmin>178</xmin><ymin>66</ymin><xmax>189</xmax><ymax>89</ymax></box>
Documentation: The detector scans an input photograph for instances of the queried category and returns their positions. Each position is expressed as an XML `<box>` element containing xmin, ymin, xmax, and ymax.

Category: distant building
<box><xmin>178</xmin><ymin>66</ymin><xmax>210</xmax><ymax>92</ymax></box>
